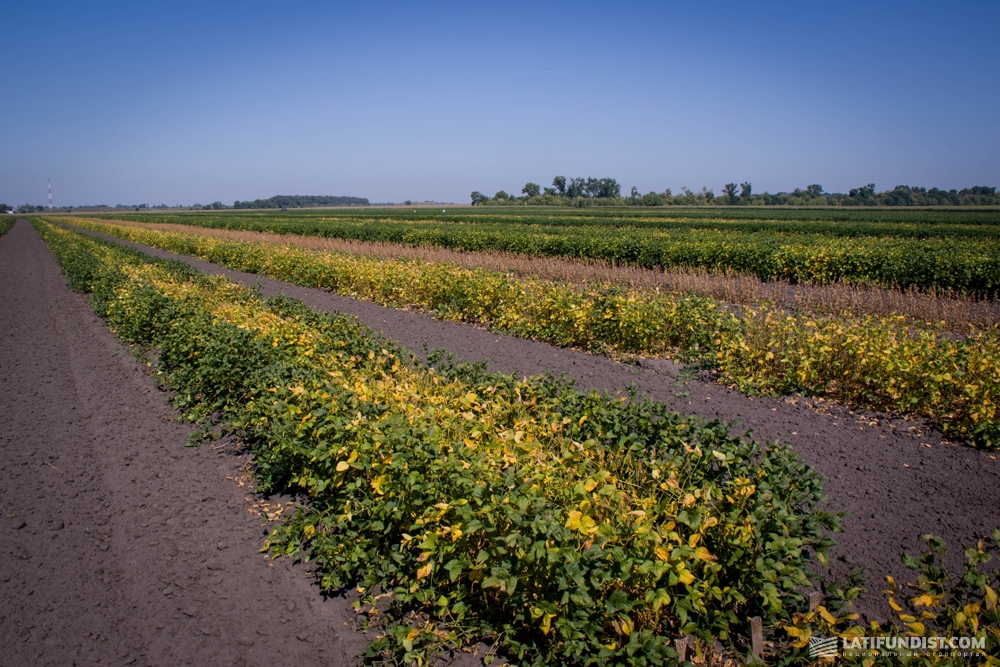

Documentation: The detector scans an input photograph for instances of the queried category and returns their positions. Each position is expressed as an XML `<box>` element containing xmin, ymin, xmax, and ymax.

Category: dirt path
<box><xmin>63</xmin><ymin>220</ymin><xmax>1000</xmax><ymax>619</ymax></box>
<box><xmin>0</xmin><ymin>220</ymin><xmax>370</xmax><ymax>666</ymax></box>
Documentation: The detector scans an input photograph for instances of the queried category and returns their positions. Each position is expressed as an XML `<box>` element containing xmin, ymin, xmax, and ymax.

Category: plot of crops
<box><xmin>90</xmin><ymin>207</ymin><xmax>1000</xmax><ymax>296</ymax></box>
<box><xmin>5</xmin><ymin>214</ymin><xmax>999</xmax><ymax>666</ymax></box>
<box><xmin>61</xmin><ymin>213</ymin><xmax>1000</xmax><ymax>449</ymax></box>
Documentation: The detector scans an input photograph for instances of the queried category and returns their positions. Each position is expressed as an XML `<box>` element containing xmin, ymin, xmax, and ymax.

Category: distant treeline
<box><xmin>232</xmin><ymin>195</ymin><xmax>370</xmax><ymax>209</ymax></box>
<box><xmin>472</xmin><ymin>178</ymin><xmax>1000</xmax><ymax>207</ymax></box>
<box><xmin>5</xmin><ymin>195</ymin><xmax>370</xmax><ymax>213</ymax></box>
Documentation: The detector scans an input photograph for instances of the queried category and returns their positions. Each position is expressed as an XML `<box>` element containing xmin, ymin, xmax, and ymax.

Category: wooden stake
<box><xmin>809</xmin><ymin>591</ymin><xmax>823</xmax><ymax>613</ymax></box>
<box><xmin>750</xmin><ymin>616</ymin><xmax>763</xmax><ymax>658</ymax></box>
<box><xmin>674</xmin><ymin>636</ymin><xmax>689</xmax><ymax>663</ymax></box>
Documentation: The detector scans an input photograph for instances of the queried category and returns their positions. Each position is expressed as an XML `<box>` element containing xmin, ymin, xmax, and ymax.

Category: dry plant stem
<box><xmin>81</xmin><ymin>217</ymin><xmax>1000</xmax><ymax>332</ymax></box>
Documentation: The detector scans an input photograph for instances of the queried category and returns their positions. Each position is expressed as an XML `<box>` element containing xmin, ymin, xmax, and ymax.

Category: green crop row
<box><xmin>86</xmin><ymin>212</ymin><xmax>1000</xmax><ymax>296</ymax></box>
<box><xmin>34</xmin><ymin>219</ymin><xmax>837</xmax><ymax>665</ymax></box>
<box><xmin>61</xmin><ymin>218</ymin><xmax>1000</xmax><ymax>448</ymax></box>
<box><xmin>91</xmin><ymin>205</ymin><xmax>1000</xmax><ymax>235</ymax></box>
<box><xmin>0</xmin><ymin>216</ymin><xmax>15</xmax><ymax>238</ymax></box>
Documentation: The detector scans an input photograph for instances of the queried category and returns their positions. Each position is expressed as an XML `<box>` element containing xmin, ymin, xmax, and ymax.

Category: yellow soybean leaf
<box><xmin>371</xmin><ymin>475</ymin><xmax>388</xmax><ymax>495</ymax></box>
<box><xmin>911</xmin><ymin>594</ymin><xmax>934</xmax><ymax>608</ymax></box>
<box><xmin>985</xmin><ymin>585</ymin><xmax>998</xmax><ymax>611</ymax></box>
<box><xmin>654</xmin><ymin>547</ymin><xmax>670</xmax><ymax>561</ymax></box>
<box><xmin>540</xmin><ymin>612</ymin><xmax>555</xmax><ymax>635</ymax></box>
<box><xmin>678</xmin><ymin>568</ymin><xmax>695</xmax><ymax>585</ymax></box>
<box><xmin>336</xmin><ymin>461</ymin><xmax>350</xmax><ymax>472</ymax></box>
<box><xmin>584</xmin><ymin>479</ymin><xmax>598</xmax><ymax>492</ymax></box>
<box><xmin>463</xmin><ymin>438</ymin><xmax>477</xmax><ymax>449</ymax></box>
<box><xmin>888</xmin><ymin>597</ymin><xmax>902</xmax><ymax>612</ymax></box>
<box><xmin>711</xmin><ymin>450</ymin><xmax>727</xmax><ymax>461</ymax></box>
<box><xmin>694</xmin><ymin>546</ymin><xmax>716</xmax><ymax>561</ymax></box>
<box><xmin>416</xmin><ymin>563</ymin><xmax>433</xmax><ymax>579</ymax></box>
<box><xmin>565</xmin><ymin>511</ymin><xmax>583</xmax><ymax>530</ymax></box>
<box><xmin>819</xmin><ymin>606</ymin><xmax>837</xmax><ymax>626</ymax></box>
<box><xmin>619</xmin><ymin>618</ymin><xmax>633</xmax><ymax>635</ymax></box>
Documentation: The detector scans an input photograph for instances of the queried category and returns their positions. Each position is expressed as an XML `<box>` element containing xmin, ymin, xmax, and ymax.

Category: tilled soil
<box><xmin>0</xmin><ymin>221</ymin><xmax>369</xmax><ymax>666</ymax></box>
<box><xmin>64</xmin><ymin>221</ymin><xmax>1000</xmax><ymax>618</ymax></box>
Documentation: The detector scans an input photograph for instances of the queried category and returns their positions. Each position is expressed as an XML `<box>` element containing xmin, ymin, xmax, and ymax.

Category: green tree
<box><xmin>470</xmin><ymin>191</ymin><xmax>486</xmax><ymax>205</ymax></box>
<box><xmin>740</xmin><ymin>182</ymin><xmax>752</xmax><ymax>198</ymax></box>
<box><xmin>566</xmin><ymin>178</ymin><xmax>586</xmax><ymax>198</ymax></box>
<box><xmin>522</xmin><ymin>182</ymin><xmax>541</xmax><ymax>197</ymax></box>
<box><xmin>723</xmin><ymin>183</ymin><xmax>739</xmax><ymax>204</ymax></box>
<box><xmin>494</xmin><ymin>190</ymin><xmax>509</xmax><ymax>201</ymax></box>
<box><xmin>597</xmin><ymin>178</ymin><xmax>620</xmax><ymax>198</ymax></box>
<box><xmin>849</xmin><ymin>183</ymin><xmax>876</xmax><ymax>199</ymax></box>
<box><xmin>552</xmin><ymin>176</ymin><xmax>567</xmax><ymax>196</ymax></box>
<box><xmin>640</xmin><ymin>191</ymin><xmax>665</xmax><ymax>206</ymax></box>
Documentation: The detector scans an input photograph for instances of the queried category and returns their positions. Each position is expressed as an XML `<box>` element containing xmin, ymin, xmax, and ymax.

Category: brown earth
<box><xmin>2</xmin><ymin>218</ymin><xmax>998</xmax><ymax>666</ymax></box>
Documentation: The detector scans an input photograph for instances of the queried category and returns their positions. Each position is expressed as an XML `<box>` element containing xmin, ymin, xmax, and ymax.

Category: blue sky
<box><xmin>2</xmin><ymin>1</ymin><xmax>998</xmax><ymax>206</ymax></box>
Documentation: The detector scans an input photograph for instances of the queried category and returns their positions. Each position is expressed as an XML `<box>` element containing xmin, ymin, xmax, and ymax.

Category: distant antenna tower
<box><xmin>48</xmin><ymin>178</ymin><xmax>53</xmax><ymax>209</ymax></box>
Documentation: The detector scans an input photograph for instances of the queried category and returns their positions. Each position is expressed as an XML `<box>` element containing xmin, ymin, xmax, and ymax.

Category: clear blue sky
<box><xmin>2</xmin><ymin>1</ymin><xmax>998</xmax><ymax>206</ymax></box>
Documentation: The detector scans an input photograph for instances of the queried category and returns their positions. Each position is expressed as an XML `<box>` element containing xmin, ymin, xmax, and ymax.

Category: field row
<box><xmin>35</xmin><ymin>219</ymin><xmax>835</xmax><ymax>664</ymax></box>
<box><xmin>84</xmin><ymin>219</ymin><xmax>1000</xmax><ymax>331</ymax></box>
<box><xmin>93</xmin><ymin>206</ymin><xmax>1000</xmax><ymax>234</ymax></box>
<box><xmin>88</xmin><ymin>212</ymin><xmax>1000</xmax><ymax>296</ymax></box>
<box><xmin>39</xmin><ymin>220</ymin><xmax>1000</xmax><ymax>665</ymax></box>
<box><xmin>60</xmin><ymin>218</ymin><xmax>1000</xmax><ymax>448</ymax></box>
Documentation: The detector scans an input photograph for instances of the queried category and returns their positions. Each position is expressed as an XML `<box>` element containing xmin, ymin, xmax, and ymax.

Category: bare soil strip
<box><xmin>63</xmin><ymin>220</ymin><xmax>1000</xmax><ymax>620</ymax></box>
<box><xmin>0</xmin><ymin>221</ymin><xmax>369</xmax><ymax>666</ymax></box>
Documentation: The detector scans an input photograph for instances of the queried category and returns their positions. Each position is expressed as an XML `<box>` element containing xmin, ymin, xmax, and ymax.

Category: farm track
<box><xmin>58</xmin><ymin>219</ymin><xmax>1000</xmax><ymax>620</ymax></box>
<box><xmin>0</xmin><ymin>221</ymin><xmax>369</xmax><ymax>666</ymax></box>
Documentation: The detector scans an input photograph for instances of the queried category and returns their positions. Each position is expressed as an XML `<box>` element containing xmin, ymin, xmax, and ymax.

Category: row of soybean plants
<box><xmin>35</xmin><ymin>218</ymin><xmax>835</xmax><ymax>666</ymax></box>
<box><xmin>60</xmin><ymin>218</ymin><xmax>1000</xmax><ymax>448</ymax></box>
<box><xmin>88</xmin><ymin>211</ymin><xmax>1000</xmax><ymax>296</ymax></box>
<box><xmin>91</xmin><ymin>206</ymin><xmax>1000</xmax><ymax>237</ymax></box>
